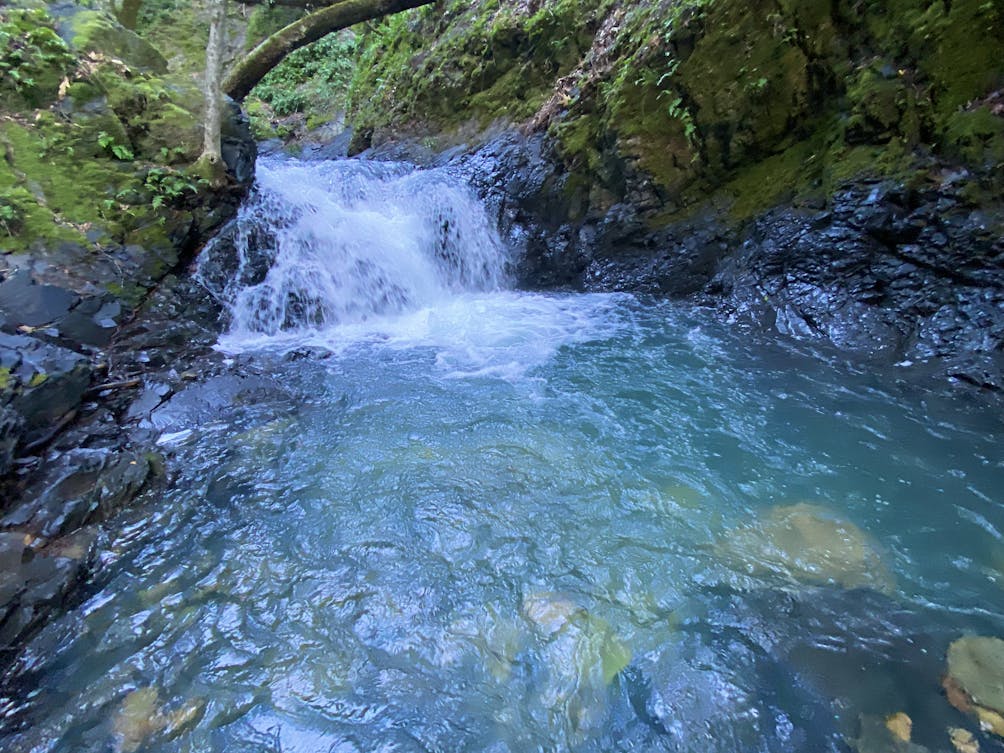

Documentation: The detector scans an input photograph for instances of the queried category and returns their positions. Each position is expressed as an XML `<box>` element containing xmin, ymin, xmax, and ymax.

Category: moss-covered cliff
<box><xmin>1</xmin><ymin>1</ymin><xmax>254</xmax><ymax>301</ymax></box>
<box><xmin>343</xmin><ymin>0</ymin><xmax>1003</xmax><ymax>221</ymax></box>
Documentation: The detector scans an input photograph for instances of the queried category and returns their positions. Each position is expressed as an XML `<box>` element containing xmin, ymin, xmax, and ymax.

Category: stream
<box><xmin>2</xmin><ymin>157</ymin><xmax>1003</xmax><ymax>753</ymax></box>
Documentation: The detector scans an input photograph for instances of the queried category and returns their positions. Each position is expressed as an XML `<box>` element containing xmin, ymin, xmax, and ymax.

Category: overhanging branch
<box><xmin>224</xmin><ymin>0</ymin><xmax>436</xmax><ymax>101</ymax></box>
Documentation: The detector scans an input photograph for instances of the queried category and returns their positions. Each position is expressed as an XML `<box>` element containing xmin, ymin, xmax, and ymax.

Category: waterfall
<box><xmin>198</xmin><ymin>157</ymin><xmax>512</xmax><ymax>347</ymax></box>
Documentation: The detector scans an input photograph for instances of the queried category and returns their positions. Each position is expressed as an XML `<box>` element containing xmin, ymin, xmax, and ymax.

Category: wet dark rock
<box><xmin>148</xmin><ymin>374</ymin><xmax>280</xmax><ymax>433</ymax></box>
<box><xmin>1</xmin><ymin>449</ymin><xmax>151</xmax><ymax>538</ymax></box>
<box><xmin>196</xmin><ymin>222</ymin><xmax>279</xmax><ymax>305</ymax></box>
<box><xmin>0</xmin><ymin>523</ymin><xmax>92</xmax><ymax>651</ymax></box>
<box><xmin>55</xmin><ymin>297</ymin><xmax>121</xmax><ymax>348</ymax></box>
<box><xmin>222</xmin><ymin>101</ymin><xmax>257</xmax><ymax>188</ymax></box>
<box><xmin>448</xmin><ymin>131</ymin><xmax>1004</xmax><ymax>392</ymax></box>
<box><xmin>711</xmin><ymin>183</ymin><xmax>1004</xmax><ymax>388</ymax></box>
<box><xmin>0</xmin><ymin>407</ymin><xmax>22</xmax><ymax>478</ymax></box>
<box><xmin>0</xmin><ymin>332</ymin><xmax>90</xmax><ymax>449</ymax></box>
<box><xmin>0</xmin><ymin>271</ymin><xmax>78</xmax><ymax>329</ymax></box>
<box><xmin>0</xmin><ymin>553</ymin><xmax>84</xmax><ymax>649</ymax></box>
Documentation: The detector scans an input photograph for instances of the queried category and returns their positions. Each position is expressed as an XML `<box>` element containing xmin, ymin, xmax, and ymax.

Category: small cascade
<box><xmin>198</xmin><ymin>157</ymin><xmax>512</xmax><ymax>344</ymax></box>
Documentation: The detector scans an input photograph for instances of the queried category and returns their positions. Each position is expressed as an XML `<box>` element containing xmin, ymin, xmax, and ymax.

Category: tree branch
<box><xmin>223</xmin><ymin>0</ymin><xmax>436</xmax><ymax>101</ymax></box>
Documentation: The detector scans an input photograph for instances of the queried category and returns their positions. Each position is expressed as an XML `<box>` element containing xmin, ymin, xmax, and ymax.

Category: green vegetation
<box><xmin>0</xmin><ymin>2</ymin><xmax>215</xmax><ymax>258</ymax></box>
<box><xmin>1</xmin><ymin>0</ymin><xmax>1001</xmax><ymax>268</ymax></box>
<box><xmin>246</xmin><ymin>31</ymin><xmax>358</xmax><ymax>140</ymax></box>
<box><xmin>338</xmin><ymin>0</ymin><xmax>1004</xmax><ymax>221</ymax></box>
<box><xmin>0</xmin><ymin>7</ymin><xmax>76</xmax><ymax>108</ymax></box>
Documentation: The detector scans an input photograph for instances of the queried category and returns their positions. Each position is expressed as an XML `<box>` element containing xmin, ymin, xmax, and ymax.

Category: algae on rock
<box><xmin>715</xmin><ymin>502</ymin><xmax>896</xmax><ymax>594</ymax></box>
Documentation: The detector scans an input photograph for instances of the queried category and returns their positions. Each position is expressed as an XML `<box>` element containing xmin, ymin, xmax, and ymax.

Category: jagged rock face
<box><xmin>447</xmin><ymin>131</ymin><xmax>1004</xmax><ymax>392</ymax></box>
<box><xmin>710</xmin><ymin>182</ymin><xmax>1004</xmax><ymax>389</ymax></box>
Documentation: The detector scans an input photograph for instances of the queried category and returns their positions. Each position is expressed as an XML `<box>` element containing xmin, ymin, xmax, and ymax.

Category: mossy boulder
<box><xmin>63</xmin><ymin>9</ymin><xmax>168</xmax><ymax>73</ymax></box>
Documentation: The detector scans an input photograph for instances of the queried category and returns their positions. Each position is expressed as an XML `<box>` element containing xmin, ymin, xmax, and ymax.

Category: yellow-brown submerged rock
<box><xmin>717</xmin><ymin>502</ymin><xmax>895</xmax><ymax>593</ymax></box>
<box><xmin>944</xmin><ymin>636</ymin><xmax>1004</xmax><ymax>738</ymax></box>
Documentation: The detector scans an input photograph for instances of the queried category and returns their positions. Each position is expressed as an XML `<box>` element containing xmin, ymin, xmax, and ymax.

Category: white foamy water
<box><xmin>200</xmin><ymin>157</ymin><xmax>628</xmax><ymax>377</ymax></box>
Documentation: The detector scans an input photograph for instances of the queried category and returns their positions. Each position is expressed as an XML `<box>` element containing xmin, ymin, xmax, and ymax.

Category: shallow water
<box><xmin>3</xmin><ymin>159</ymin><xmax>1004</xmax><ymax>753</ymax></box>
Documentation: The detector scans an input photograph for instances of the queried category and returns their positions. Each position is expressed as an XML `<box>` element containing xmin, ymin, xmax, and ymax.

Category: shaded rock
<box><xmin>711</xmin><ymin>183</ymin><xmax>1004</xmax><ymax>388</ymax></box>
<box><xmin>56</xmin><ymin>296</ymin><xmax>122</xmax><ymax>348</ymax></box>
<box><xmin>0</xmin><ymin>531</ymin><xmax>28</xmax><ymax>572</ymax></box>
<box><xmin>716</xmin><ymin>502</ymin><xmax>895</xmax><ymax>593</ymax></box>
<box><xmin>0</xmin><ymin>546</ymin><xmax>84</xmax><ymax>649</ymax></box>
<box><xmin>0</xmin><ymin>331</ymin><xmax>90</xmax><ymax>449</ymax></box>
<box><xmin>0</xmin><ymin>405</ymin><xmax>23</xmax><ymax>477</ymax></box>
<box><xmin>2</xmin><ymin>449</ymin><xmax>150</xmax><ymax>537</ymax></box>
<box><xmin>0</xmin><ymin>270</ymin><xmax>78</xmax><ymax>328</ymax></box>
<box><xmin>944</xmin><ymin>636</ymin><xmax>1004</xmax><ymax>737</ymax></box>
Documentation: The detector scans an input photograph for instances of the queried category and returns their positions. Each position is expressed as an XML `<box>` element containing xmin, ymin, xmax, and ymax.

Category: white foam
<box><xmin>217</xmin><ymin>290</ymin><xmax>632</xmax><ymax>380</ymax></box>
<box><xmin>204</xmin><ymin>157</ymin><xmax>632</xmax><ymax>379</ymax></box>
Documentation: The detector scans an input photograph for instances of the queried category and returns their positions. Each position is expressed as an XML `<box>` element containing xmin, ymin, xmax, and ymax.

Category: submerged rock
<box><xmin>854</xmin><ymin>714</ymin><xmax>930</xmax><ymax>753</ymax></box>
<box><xmin>944</xmin><ymin>636</ymin><xmax>1004</xmax><ymax>737</ymax></box>
<box><xmin>886</xmin><ymin>712</ymin><xmax>913</xmax><ymax>743</ymax></box>
<box><xmin>716</xmin><ymin>502</ymin><xmax>896</xmax><ymax>593</ymax></box>
<box><xmin>522</xmin><ymin>591</ymin><xmax>584</xmax><ymax>636</ymax></box>
<box><xmin>521</xmin><ymin>591</ymin><xmax>632</xmax><ymax>735</ymax></box>
<box><xmin>113</xmin><ymin>687</ymin><xmax>166</xmax><ymax>753</ymax></box>
<box><xmin>949</xmin><ymin>727</ymin><xmax>980</xmax><ymax>753</ymax></box>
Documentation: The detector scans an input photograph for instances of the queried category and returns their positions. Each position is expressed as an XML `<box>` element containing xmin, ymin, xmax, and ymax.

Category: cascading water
<box><xmin>4</xmin><ymin>156</ymin><xmax>1004</xmax><ymax>753</ymax></box>
<box><xmin>200</xmin><ymin>158</ymin><xmax>512</xmax><ymax>347</ymax></box>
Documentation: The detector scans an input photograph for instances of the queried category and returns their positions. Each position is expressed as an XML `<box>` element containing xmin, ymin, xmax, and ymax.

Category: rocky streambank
<box><xmin>0</xmin><ymin>2</ymin><xmax>257</xmax><ymax>660</ymax></box>
<box><xmin>332</xmin><ymin>0</ymin><xmax>1004</xmax><ymax>391</ymax></box>
<box><xmin>343</xmin><ymin>129</ymin><xmax>1004</xmax><ymax>394</ymax></box>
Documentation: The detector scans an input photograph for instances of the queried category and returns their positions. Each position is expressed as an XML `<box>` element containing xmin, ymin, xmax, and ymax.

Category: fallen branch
<box><xmin>84</xmin><ymin>377</ymin><xmax>143</xmax><ymax>396</ymax></box>
<box><xmin>20</xmin><ymin>409</ymin><xmax>78</xmax><ymax>456</ymax></box>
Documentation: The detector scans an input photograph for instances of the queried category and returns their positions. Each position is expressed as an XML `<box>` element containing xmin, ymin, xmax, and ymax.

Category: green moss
<box><xmin>104</xmin><ymin>281</ymin><xmax>147</xmax><ymax>309</ymax></box>
<box><xmin>345</xmin><ymin>0</ymin><xmax>611</xmax><ymax>140</ymax></box>
<box><xmin>942</xmin><ymin>107</ymin><xmax>1004</xmax><ymax>169</ymax></box>
<box><xmin>69</xmin><ymin>9</ymin><xmax>168</xmax><ymax>73</ymax></box>
<box><xmin>723</xmin><ymin>139</ymin><xmax>820</xmax><ymax>220</ymax></box>
<box><xmin>920</xmin><ymin>0</ymin><xmax>1003</xmax><ymax>119</ymax></box>
<box><xmin>138</xmin><ymin>101</ymin><xmax>202</xmax><ymax>163</ymax></box>
<box><xmin>27</xmin><ymin>371</ymin><xmax>48</xmax><ymax>388</ymax></box>
<box><xmin>466</xmin><ymin>64</ymin><xmax>551</xmax><ymax>124</ymax></box>
<box><xmin>0</xmin><ymin>368</ymin><xmax>10</xmax><ymax>390</ymax></box>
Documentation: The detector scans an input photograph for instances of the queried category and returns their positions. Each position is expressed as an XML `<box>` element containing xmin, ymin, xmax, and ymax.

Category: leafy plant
<box><xmin>144</xmin><ymin>167</ymin><xmax>206</xmax><ymax>209</ymax></box>
<box><xmin>0</xmin><ymin>199</ymin><xmax>20</xmax><ymax>237</ymax></box>
<box><xmin>97</xmin><ymin>130</ymin><xmax>135</xmax><ymax>161</ymax></box>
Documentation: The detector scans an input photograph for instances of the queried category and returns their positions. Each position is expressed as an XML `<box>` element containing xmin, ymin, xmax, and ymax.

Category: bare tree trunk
<box><xmin>198</xmin><ymin>0</ymin><xmax>228</xmax><ymax>182</ymax></box>
<box><xmin>223</xmin><ymin>0</ymin><xmax>435</xmax><ymax>101</ymax></box>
